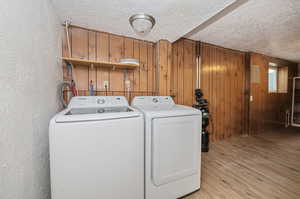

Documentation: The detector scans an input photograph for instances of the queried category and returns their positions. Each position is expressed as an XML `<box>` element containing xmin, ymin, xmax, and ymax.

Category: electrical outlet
<box><xmin>125</xmin><ymin>80</ymin><xmax>131</xmax><ymax>89</ymax></box>
<box><xmin>103</xmin><ymin>81</ymin><xmax>109</xmax><ymax>89</ymax></box>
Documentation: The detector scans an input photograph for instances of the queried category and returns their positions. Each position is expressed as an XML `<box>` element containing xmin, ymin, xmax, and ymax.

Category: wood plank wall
<box><xmin>171</xmin><ymin>39</ymin><xmax>197</xmax><ymax>106</ymax></box>
<box><xmin>62</xmin><ymin>26</ymin><xmax>157</xmax><ymax>102</ymax></box>
<box><xmin>61</xmin><ymin>25</ymin><xmax>298</xmax><ymax>141</ymax></box>
<box><xmin>156</xmin><ymin>40</ymin><xmax>172</xmax><ymax>96</ymax></box>
<box><xmin>200</xmin><ymin>43</ymin><xmax>247</xmax><ymax>141</ymax></box>
<box><xmin>172</xmin><ymin>40</ymin><xmax>247</xmax><ymax>141</ymax></box>
<box><xmin>250</xmin><ymin>53</ymin><xmax>298</xmax><ymax>133</ymax></box>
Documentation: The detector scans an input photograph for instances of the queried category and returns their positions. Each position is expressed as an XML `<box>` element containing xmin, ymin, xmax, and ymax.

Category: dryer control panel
<box><xmin>131</xmin><ymin>96</ymin><xmax>175</xmax><ymax>107</ymax></box>
<box><xmin>68</xmin><ymin>96</ymin><xmax>129</xmax><ymax>108</ymax></box>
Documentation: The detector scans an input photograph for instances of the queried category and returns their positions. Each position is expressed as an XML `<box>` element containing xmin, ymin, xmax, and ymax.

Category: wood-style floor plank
<box><xmin>184</xmin><ymin>127</ymin><xmax>300</xmax><ymax>199</ymax></box>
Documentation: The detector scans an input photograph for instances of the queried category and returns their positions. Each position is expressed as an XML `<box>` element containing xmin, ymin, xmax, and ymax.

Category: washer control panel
<box><xmin>68</xmin><ymin>96</ymin><xmax>129</xmax><ymax>108</ymax></box>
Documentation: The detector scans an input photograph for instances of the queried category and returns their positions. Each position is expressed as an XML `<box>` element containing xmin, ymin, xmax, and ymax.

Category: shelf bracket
<box><xmin>91</xmin><ymin>63</ymin><xmax>94</xmax><ymax>70</ymax></box>
<box><xmin>112</xmin><ymin>65</ymin><xmax>116</xmax><ymax>70</ymax></box>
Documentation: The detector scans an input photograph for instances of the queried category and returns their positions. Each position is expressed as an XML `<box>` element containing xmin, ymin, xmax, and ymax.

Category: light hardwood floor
<box><xmin>184</xmin><ymin>127</ymin><xmax>300</xmax><ymax>199</ymax></box>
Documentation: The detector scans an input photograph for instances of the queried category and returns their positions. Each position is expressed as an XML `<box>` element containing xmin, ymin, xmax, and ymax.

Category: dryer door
<box><xmin>151</xmin><ymin>115</ymin><xmax>200</xmax><ymax>186</ymax></box>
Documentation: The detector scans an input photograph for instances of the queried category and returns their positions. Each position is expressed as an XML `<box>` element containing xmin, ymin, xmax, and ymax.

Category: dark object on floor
<box><xmin>193</xmin><ymin>89</ymin><xmax>210</xmax><ymax>152</ymax></box>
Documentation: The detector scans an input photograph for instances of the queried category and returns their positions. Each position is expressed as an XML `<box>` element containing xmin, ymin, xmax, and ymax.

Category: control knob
<box><xmin>97</xmin><ymin>98</ymin><xmax>105</xmax><ymax>104</ymax></box>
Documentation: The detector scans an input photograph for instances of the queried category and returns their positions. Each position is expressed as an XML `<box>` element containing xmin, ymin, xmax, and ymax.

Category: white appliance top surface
<box><xmin>131</xmin><ymin>96</ymin><xmax>201</xmax><ymax>117</ymax></box>
<box><xmin>55</xmin><ymin>96</ymin><xmax>141</xmax><ymax>123</ymax></box>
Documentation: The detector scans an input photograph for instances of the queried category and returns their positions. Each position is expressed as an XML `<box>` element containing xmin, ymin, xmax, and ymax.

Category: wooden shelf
<box><xmin>62</xmin><ymin>57</ymin><xmax>139</xmax><ymax>69</ymax></box>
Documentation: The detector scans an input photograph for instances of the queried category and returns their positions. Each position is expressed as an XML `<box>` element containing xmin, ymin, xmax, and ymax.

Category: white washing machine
<box><xmin>49</xmin><ymin>96</ymin><xmax>144</xmax><ymax>199</ymax></box>
<box><xmin>131</xmin><ymin>96</ymin><xmax>202</xmax><ymax>199</ymax></box>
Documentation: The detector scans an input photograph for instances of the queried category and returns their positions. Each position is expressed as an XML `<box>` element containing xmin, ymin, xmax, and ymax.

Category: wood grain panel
<box><xmin>156</xmin><ymin>40</ymin><xmax>172</xmax><ymax>96</ymax></box>
<box><xmin>88</xmin><ymin>31</ymin><xmax>96</xmax><ymax>92</ymax></box>
<box><xmin>147</xmin><ymin>43</ymin><xmax>155</xmax><ymax>93</ymax></box>
<box><xmin>183</xmin><ymin>40</ymin><xmax>195</xmax><ymax>106</ymax></box>
<box><xmin>177</xmin><ymin>40</ymin><xmax>184</xmax><ymax>104</ymax></box>
<box><xmin>133</xmin><ymin>39</ymin><xmax>140</xmax><ymax>93</ymax></box>
<box><xmin>171</xmin><ymin>42</ymin><xmax>178</xmax><ymax>103</ymax></box>
<box><xmin>249</xmin><ymin>53</ymin><xmax>298</xmax><ymax>134</ymax></box>
<box><xmin>171</xmin><ymin>40</ymin><xmax>247</xmax><ymax>141</ymax></box>
<box><xmin>64</xmin><ymin>25</ymin><xmax>157</xmax><ymax>102</ymax></box>
<box><xmin>71</xmin><ymin>27</ymin><xmax>88</xmax><ymax>59</ymax></box>
<box><xmin>71</xmin><ymin>27</ymin><xmax>89</xmax><ymax>95</ymax></box>
<box><xmin>140</xmin><ymin>41</ymin><xmax>148</xmax><ymax>92</ymax></box>
<box><xmin>124</xmin><ymin>37</ymin><xmax>134</xmax><ymax>94</ymax></box>
<box><xmin>96</xmin><ymin>32</ymin><xmax>109</xmax><ymax>91</ymax></box>
<box><xmin>157</xmin><ymin>40</ymin><xmax>167</xmax><ymax>95</ymax></box>
<box><xmin>109</xmin><ymin>35</ymin><xmax>124</xmax><ymax>94</ymax></box>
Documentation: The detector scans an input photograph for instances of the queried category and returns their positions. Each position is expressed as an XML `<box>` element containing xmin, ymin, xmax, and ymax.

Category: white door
<box><xmin>151</xmin><ymin>115</ymin><xmax>200</xmax><ymax>186</ymax></box>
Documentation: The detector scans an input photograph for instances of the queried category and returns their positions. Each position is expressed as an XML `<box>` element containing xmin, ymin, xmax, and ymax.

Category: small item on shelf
<box><xmin>71</xmin><ymin>80</ymin><xmax>78</xmax><ymax>96</ymax></box>
<box><xmin>119</xmin><ymin>58</ymin><xmax>139</xmax><ymax>65</ymax></box>
<box><xmin>89</xmin><ymin>80</ymin><xmax>94</xmax><ymax>96</ymax></box>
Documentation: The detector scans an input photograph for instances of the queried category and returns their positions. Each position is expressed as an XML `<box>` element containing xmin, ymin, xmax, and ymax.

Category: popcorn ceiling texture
<box><xmin>188</xmin><ymin>0</ymin><xmax>300</xmax><ymax>63</ymax></box>
<box><xmin>0</xmin><ymin>0</ymin><xmax>62</xmax><ymax>199</ymax></box>
<box><xmin>52</xmin><ymin>0</ymin><xmax>235</xmax><ymax>42</ymax></box>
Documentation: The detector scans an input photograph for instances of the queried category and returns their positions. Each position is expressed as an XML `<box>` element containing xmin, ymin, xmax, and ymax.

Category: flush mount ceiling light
<box><xmin>129</xmin><ymin>13</ymin><xmax>156</xmax><ymax>35</ymax></box>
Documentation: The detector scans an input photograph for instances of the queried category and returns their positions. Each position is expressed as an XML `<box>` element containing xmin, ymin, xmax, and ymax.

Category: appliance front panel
<box><xmin>151</xmin><ymin>115</ymin><xmax>200</xmax><ymax>186</ymax></box>
<box><xmin>50</xmin><ymin>117</ymin><xmax>144</xmax><ymax>199</ymax></box>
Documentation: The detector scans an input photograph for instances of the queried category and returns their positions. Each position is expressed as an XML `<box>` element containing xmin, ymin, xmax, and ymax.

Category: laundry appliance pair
<box><xmin>49</xmin><ymin>96</ymin><xmax>202</xmax><ymax>199</ymax></box>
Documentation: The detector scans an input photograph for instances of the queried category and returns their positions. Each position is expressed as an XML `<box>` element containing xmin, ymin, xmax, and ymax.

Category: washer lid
<box><xmin>55</xmin><ymin>106</ymin><xmax>141</xmax><ymax>123</ymax></box>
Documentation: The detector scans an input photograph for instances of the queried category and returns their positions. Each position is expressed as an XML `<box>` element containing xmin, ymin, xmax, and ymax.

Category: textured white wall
<box><xmin>0</xmin><ymin>0</ymin><xmax>62</xmax><ymax>199</ymax></box>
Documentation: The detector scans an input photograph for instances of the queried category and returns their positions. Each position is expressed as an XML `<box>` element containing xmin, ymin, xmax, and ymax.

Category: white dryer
<box><xmin>131</xmin><ymin>96</ymin><xmax>202</xmax><ymax>199</ymax></box>
<box><xmin>49</xmin><ymin>96</ymin><xmax>144</xmax><ymax>199</ymax></box>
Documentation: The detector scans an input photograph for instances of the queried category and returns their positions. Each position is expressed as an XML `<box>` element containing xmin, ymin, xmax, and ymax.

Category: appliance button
<box><xmin>97</xmin><ymin>99</ymin><xmax>105</xmax><ymax>104</ymax></box>
<box><xmin>152</xmin><ymin>98</ymin><xmax>158</xmax><ymax>103</ymax></box>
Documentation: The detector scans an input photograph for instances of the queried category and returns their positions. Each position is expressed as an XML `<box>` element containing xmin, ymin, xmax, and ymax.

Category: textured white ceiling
<box><xmin>187</xmin><ymin>0</ymin><xmax>300</xmax><ymax>63</ymax></box>
<box><xmin>51</xmin><ymin>0</ymin><xmax>236</xmax><ymax>42</ymax></box>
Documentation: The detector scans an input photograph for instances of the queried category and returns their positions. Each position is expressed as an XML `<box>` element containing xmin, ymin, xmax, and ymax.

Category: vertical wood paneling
<box><xmin>133</xmin><ymin>40</ymin><xmax>140</xmax><ymax>93</ymax></box>
<box><xmin>171</xmin><ymin>42</ymin><xmax>178</xmax><ymax>103</ymax></box>
<box><xmin>96</xmin><ymin>32</ymin><xmax>109</xmax><ymax>91</ymax></box>
<box><xmin>156</xmin><ymin>40</ymin><xmax>172</xmax><ymax>96</ymax></box>
<box><xmin>250</xmin><ymin>53</ymin><xmax>298</xmax><ymax>133</ymax></box>
<box><xmin>124</xmin><ymin>37</ymin><xmax>134</xmax><ymax>92</ymax></box>
<box><xmin>88</xmin><ymin>31</ymin><xmax>96</xmax><ymax>91</ymax></box>
<box><xmin>147</xmin><ymin>43</ymin><xmax>155</xmax><ymax>93</ymax></box>
<box><xmin>177</xmin><ymin>40</ymin><xmax>184</xmax><ymax>104</ymax></box>
<box><xmin>183</xmin><ymin>40</ymin><xmax>195</xmax><ymax>106</ymax></box>
<box><xmin>140</xmin><ymin>41</ymin><xmax>148</xmax><ymax>92</ymax></box>
<box><xmin>199</xmin><ymin>43</ymin><xmax>246</xmax><ymax>141</ymax></box>
<box><xmin>158</xmin><ymin>40</ymin><xmax>168</xmax><ymax>95</ymax></box>
<box><xmin>71</xmin><ymin>27</ymin><xmax>89</xmax><ymax>95</ymax></box>
<box><xmin>64</xmin><ymin>26</ymin><xmax>157</xmax><ymax>102</ymax></box>
<box><xmin>109</xmin><ymin>35</ymin><xmax>124</xmax><ymax>94</ymax></box>
<box><xmin>71</xmin><ymin>28</ymin><xmax>88</xmax><ymax>59</ymax></box>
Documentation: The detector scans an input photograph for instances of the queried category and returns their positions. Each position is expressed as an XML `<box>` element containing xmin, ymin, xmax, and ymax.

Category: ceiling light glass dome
<box><xmin>129</xmin><ymin>13</ymin><xmax>156</xmax><ymax>35</ymax></box>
